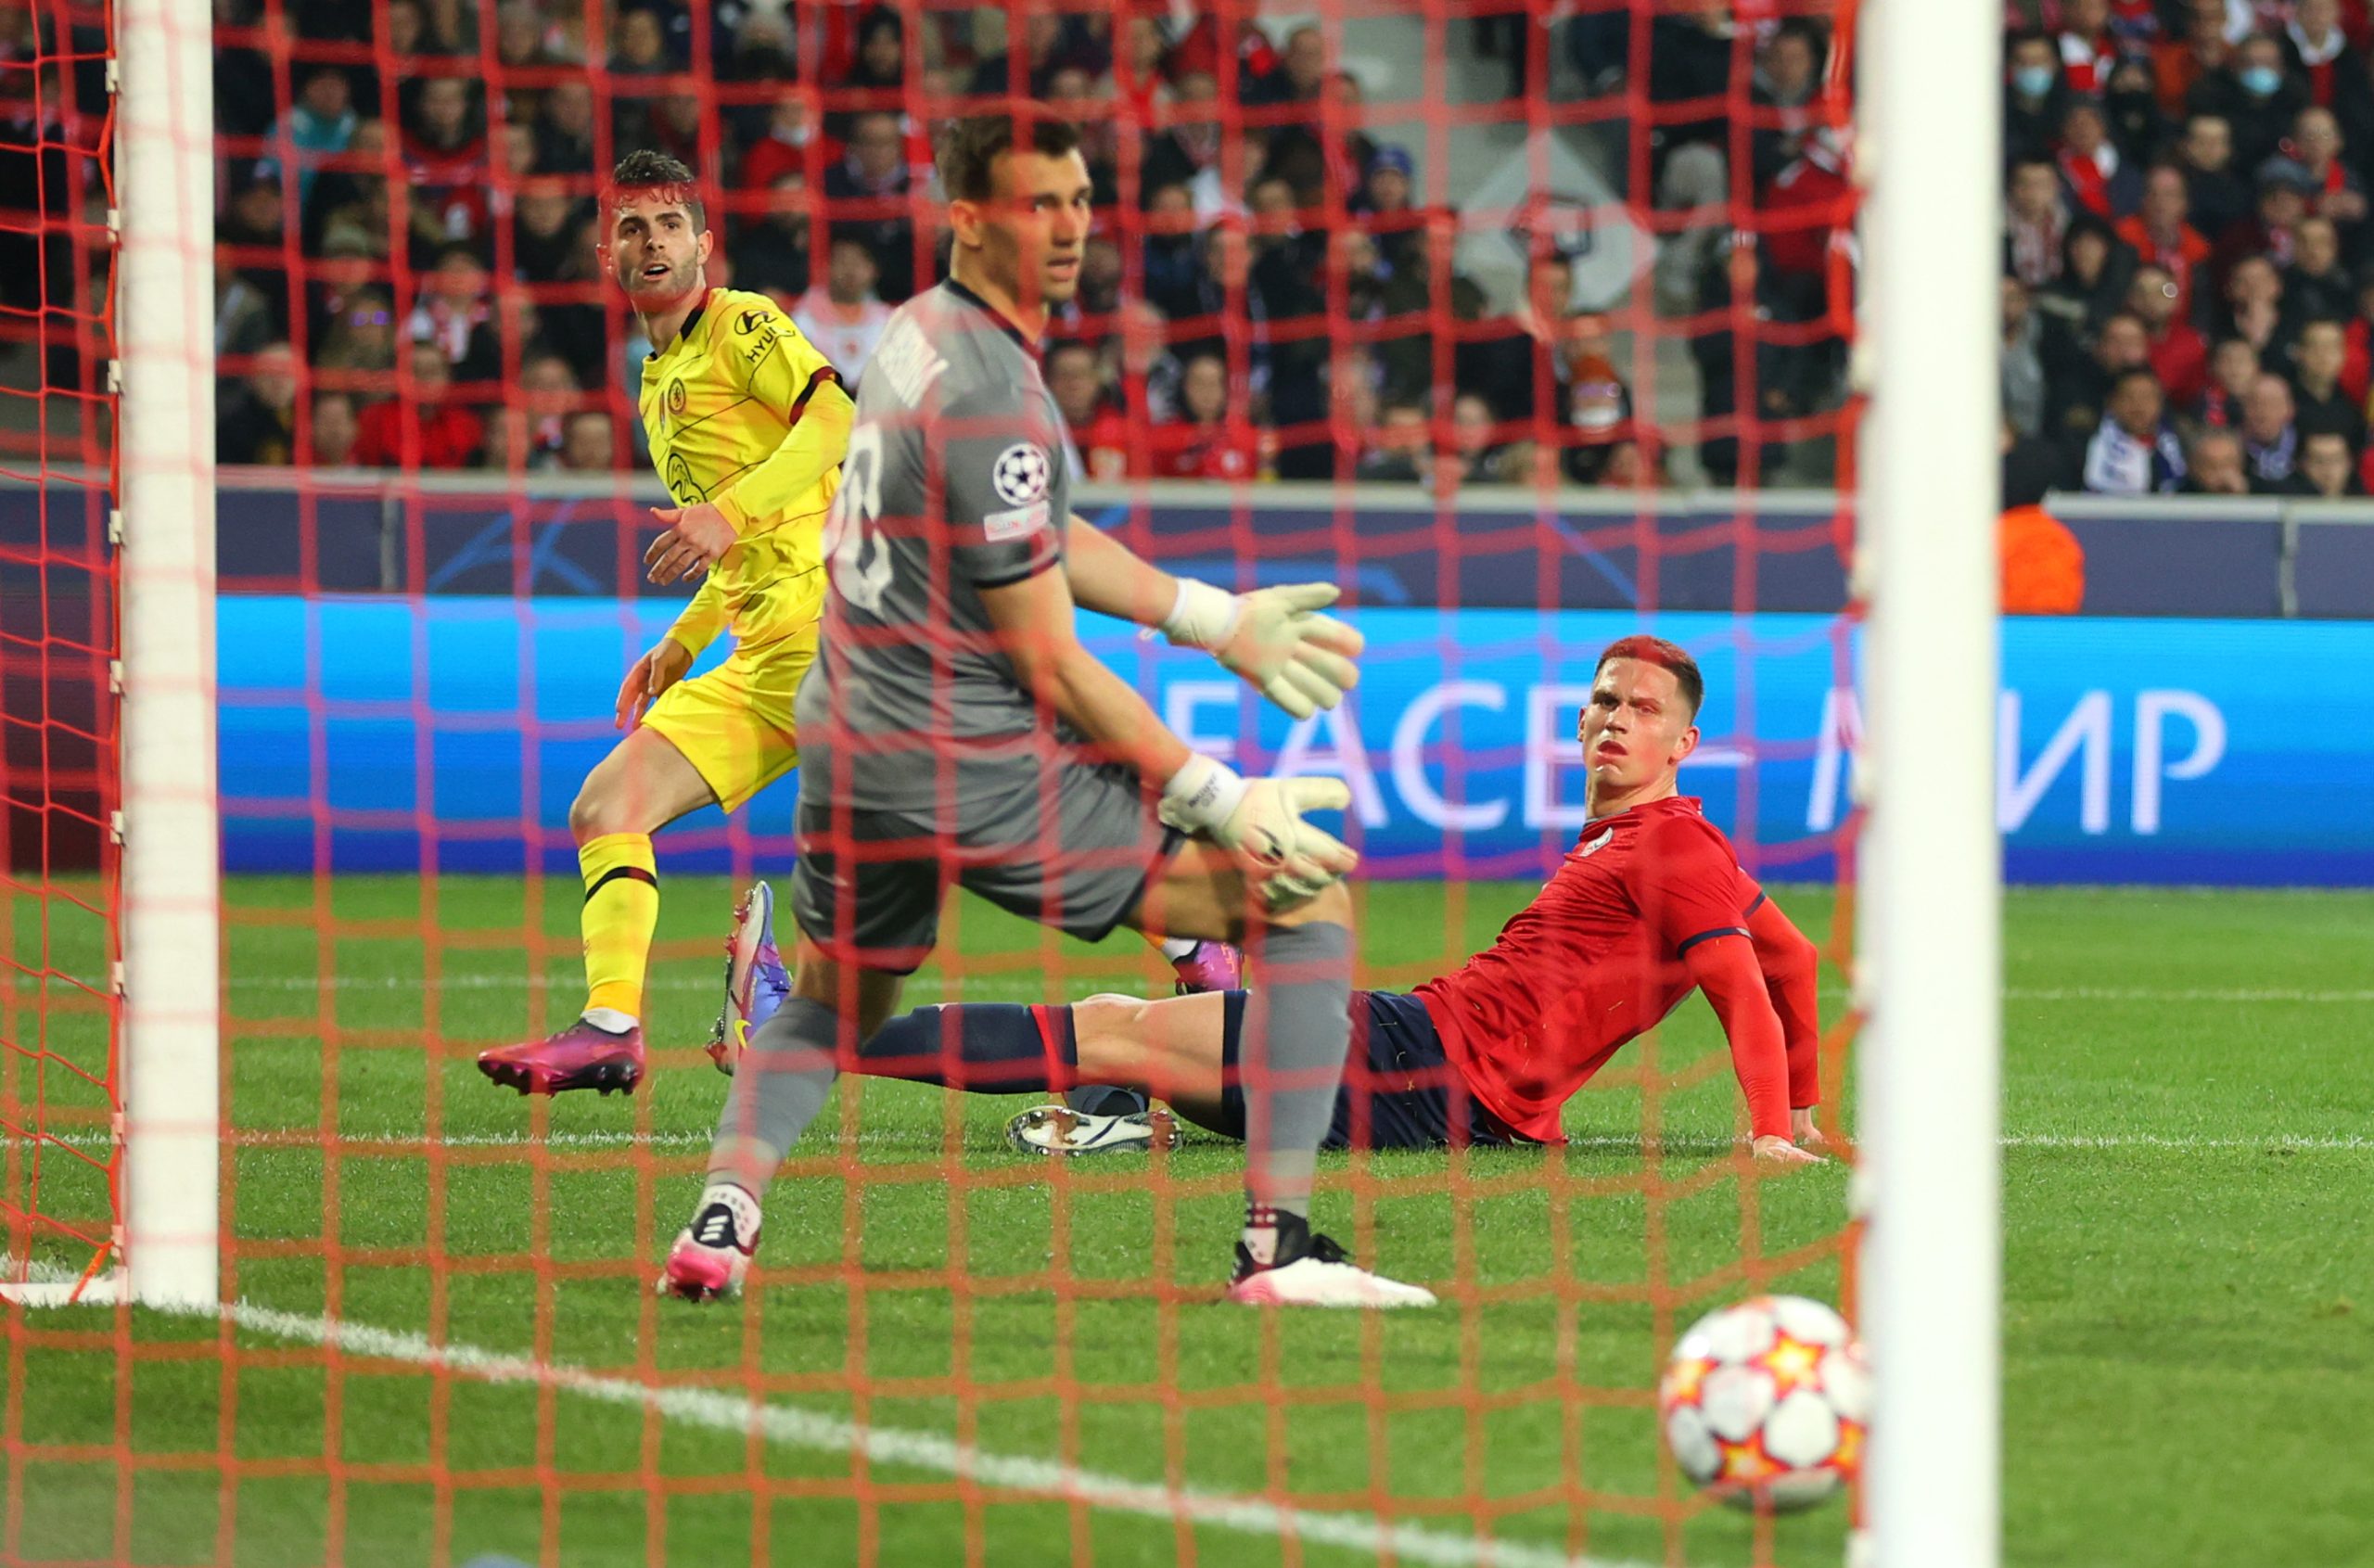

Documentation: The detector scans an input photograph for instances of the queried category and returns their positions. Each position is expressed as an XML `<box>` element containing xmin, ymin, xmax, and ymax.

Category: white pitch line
<box><xmin>2000</xmin><ymin>1131</ymin><xmax>2374</xmax><ymax>1152</ymax></box>
<box><xmin>32</xmin><ymin>1128</ymin><xmax>2374</xmax><ymax>1156</ymax></box>
<box><xmin>2</xmin><ymin>1258</ymin><xmax>1624</xmax><ymax>1564</ymax></box>
<box><xmin>39</xmin><ymin>1289</ymin><xmax>1627</xmax><ymax>1568</ymax></box>
<box><xmin>220</xmin><ymin>975</ymin><xmax>2374</xmax><ymax>1006</ymax></box>
<box><xmin>2003</xmin><ymin>987</ymin><xmax>2374</xmax><ymax>1003</ymax></box>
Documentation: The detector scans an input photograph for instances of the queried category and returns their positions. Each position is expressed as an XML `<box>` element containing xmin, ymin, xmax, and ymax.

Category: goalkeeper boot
<box><xmin>1005</xmin><ymin>1102</ymin><xmax>1180</xmax><ymax>1157</ymax></box>
<box><xmin>476</xmin><ymin>1017</ymin><xmax>644</xmax><ymax>1096</ymax></box>
<box><xmin>1227</xmin><ymin>1210</ymin><xmax>1438</xmax><ymax>1309</ymax></box>
<box><xmin>1168</xmin><ymin>940</ymin><xmax>1244</xmax><ymax>996</ymax></box>
<box><xmin>708</xmin><ymin>881</ymin><xmax>790</xmax><ymax>1076</ymax></box>
<box><xmin>659</xmin><ymin>1185</ymin><xmax>761</xmax><ymax>1302</ymax></box>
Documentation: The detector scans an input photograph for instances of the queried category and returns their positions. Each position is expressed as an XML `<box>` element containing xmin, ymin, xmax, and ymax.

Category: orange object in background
<box><xmin>2000</xmin><ymin>504</ymin><xmax>2087</xmax><ymax>614</ymax></box>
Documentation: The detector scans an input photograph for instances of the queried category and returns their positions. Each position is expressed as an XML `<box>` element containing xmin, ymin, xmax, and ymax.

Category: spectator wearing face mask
<box><xmin>2006</xmin><ymin>32</ymin><xmax>2069</xmax><ymax>168</ymax></box>
<box><xmin>2189</xmin><ymin>33</ymin><xmax>2305</xmax><ymax>174</ymax></box>
<box><xmin>2101</xmin><ymin>57</ymin><xmax>2174</xmax><ymax>165</ymax></box>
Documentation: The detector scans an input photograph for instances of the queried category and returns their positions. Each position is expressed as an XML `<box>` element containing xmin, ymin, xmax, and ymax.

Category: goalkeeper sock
<box><xmin>1239</xmin><ymin>920</ymin><xmax>1353</xmax><ymax>1221</ymax></box>
<box><xmin>579</xmin><ymin>832</ymin><xmax>658</xmax><ymax>1026</ymax></box>
<box><xmin>708</xmin><ymin>994</ymin><xmax>839</xmax><ymax>1196</ymax></box>
<box><xmin>1157</xmin><ymin>936</ymin><xmax>1199</xmax><ymax>962</ymax></box>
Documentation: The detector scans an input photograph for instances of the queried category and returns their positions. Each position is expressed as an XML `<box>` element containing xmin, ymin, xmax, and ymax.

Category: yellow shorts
<box><xmin>642</xmin><ymin>634</ymin><xmax>815</xmax><ymax>815</ymax></box>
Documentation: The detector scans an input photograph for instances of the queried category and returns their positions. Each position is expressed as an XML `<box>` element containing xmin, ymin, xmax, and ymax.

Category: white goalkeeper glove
<box><xmin>1157</xmin><ymin>755</ymin><xmax>1359</xmax><ymax>911</ymax></box>
<box><xmin>1160</xmin><ymin>579</ymin><xmax>1364</xmax><ymax>721</ymax></box>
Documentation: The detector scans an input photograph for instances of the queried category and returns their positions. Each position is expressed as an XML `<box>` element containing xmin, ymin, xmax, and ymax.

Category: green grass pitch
<box><xmin>6</xmin><ymin>878</ymin><xmax>2370</xmax><ymax>1566</ymax></box>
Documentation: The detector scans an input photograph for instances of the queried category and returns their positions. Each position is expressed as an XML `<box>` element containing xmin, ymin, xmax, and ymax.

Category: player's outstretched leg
<box><xmin>1052</xmin><ymin>936</ymin><xmax>1238</xmax><ymax>1130</ymax></box>
<box><xmin>708</xmin><ymin>881</ymin><xmax>791</xmax><ymax>1076</ymax></box>
<box><xmin>661</xmin><ymin>950</ymin><xmax>902</xmax><ymax>1302</ymax></box>
<box><xmin>479</xmin><ymin>729</ymin><xmax>715</xmax><ymax>1097</ymax></box>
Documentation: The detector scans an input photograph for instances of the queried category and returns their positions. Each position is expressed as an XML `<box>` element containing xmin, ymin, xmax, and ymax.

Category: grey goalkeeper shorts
<box><xmin>790</xmin><ymin>756</ymin><xmax>1185</xmax><ymax>975</ymax></box>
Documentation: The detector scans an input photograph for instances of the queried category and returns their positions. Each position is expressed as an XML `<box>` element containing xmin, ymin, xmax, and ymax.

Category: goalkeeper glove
<box><xmin>1157</xmin><ymin>755</ymin><xmax>1358</xmax><ymax>911</ymax></box>
<box><xmin>1161</xmin><ymin>580</ymin><xmax>1364</xmax><ymax>720</ymax></box>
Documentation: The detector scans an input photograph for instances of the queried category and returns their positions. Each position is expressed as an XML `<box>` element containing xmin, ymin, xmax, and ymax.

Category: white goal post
<box><xmin>1855</xmin><ymin>0</ymin><xmax>2004</xmax><ymax>1564</ymax></box>
<box><xmin>5</xmin><ymin>0</ymin><xmax>222</xmax><ymax>1310</ymax></box>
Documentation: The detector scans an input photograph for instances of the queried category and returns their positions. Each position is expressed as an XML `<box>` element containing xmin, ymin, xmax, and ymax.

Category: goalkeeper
<box><xmin>478</xmin><ymin>150</ymin><xmax>855</xmax><ymax>1098</ymax></box>
<box><xmin>785</xmin><ymin>638</ymin><xmax>1829</xmax><ymax>1164</ymax></box>
<box><xmin>662</xmin><ymin>113</ymin><xmax>1429</xmax><ymax>1311</ymax></box>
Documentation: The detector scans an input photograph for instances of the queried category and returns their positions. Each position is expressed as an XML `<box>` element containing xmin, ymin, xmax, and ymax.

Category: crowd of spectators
<box><xmin>211</xmin><ymin>0</ymin><xmax>1820</xmax><ymax>488</ymax></box>
<box><xmin>1999</xmin><ymin>0</ymin><xmax>2374</xmax><ymax>500</ymax></box>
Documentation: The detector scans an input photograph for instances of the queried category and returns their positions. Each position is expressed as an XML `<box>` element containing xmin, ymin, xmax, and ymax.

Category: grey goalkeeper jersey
<box><xmin>797</xmin><ymin>279</ymin><xmax>1076</xmax><ymax>812</ymax></box>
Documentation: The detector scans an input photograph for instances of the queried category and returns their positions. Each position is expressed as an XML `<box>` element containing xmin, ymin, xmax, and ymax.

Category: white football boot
<box><xmin>1004</xmin><ymin>1103</ymin><xmax>1180</xmax><ymax>1156</ymax></box>
<box><xmin>1227</xmin><ymin>1210</ymin><xmax>1438</xmax><ymax>1308</ymax></box>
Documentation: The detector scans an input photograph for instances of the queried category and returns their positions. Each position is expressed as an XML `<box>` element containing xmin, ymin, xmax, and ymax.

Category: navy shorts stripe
<box><xmin>1217</xmin><ymin>990</ymin><xmax>1524</xmax><ymax>1152</ymax></box>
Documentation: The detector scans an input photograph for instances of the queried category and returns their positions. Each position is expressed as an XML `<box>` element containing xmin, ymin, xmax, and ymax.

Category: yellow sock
<box><xmin>580</xmin><ymin>832</ymin><xmax>658</xmax><ymax>1023</ymax></box>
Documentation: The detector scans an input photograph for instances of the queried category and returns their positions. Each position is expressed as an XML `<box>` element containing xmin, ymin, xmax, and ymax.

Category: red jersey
<box><xmin>1417</xmin><ymin>797</ymin><xmax>1764</xmax><ymax>1142</ymax></box>
<box><xmin>353</xmin><ymin>401</ymin><xmax>482</xmax><ymax>470</ymax></box>
<box><xmin>1146</xmin><ymin>417</ymin><xmax>1260</xmax><ymax>480</ymax></box>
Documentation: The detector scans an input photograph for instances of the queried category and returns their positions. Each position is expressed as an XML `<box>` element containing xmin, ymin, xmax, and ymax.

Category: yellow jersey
<box><xmin>639</xmin><ymin>286</ymin><xmax>853</xmax><ymax>654</ymax></box>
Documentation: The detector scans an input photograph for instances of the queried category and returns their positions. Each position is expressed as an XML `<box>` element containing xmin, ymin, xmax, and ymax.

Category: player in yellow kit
<box><xmin>478</xmin><ymin>149</ymin><xmax>853</xmax><ymax>1096</ymax></box>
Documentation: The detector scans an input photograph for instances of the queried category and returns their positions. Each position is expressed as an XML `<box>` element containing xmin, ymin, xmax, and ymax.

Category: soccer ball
<box><xmin>1657</xmin><ymin>1294</ymin><xmax>1869</xmax><ymax>1511</ymax></box>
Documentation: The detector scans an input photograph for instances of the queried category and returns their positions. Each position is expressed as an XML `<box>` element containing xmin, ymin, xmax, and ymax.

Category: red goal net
<box><xmin>6</xmin><ymin>2</ymin><xmax>1866</xmax><ymax>1565</ymax></box>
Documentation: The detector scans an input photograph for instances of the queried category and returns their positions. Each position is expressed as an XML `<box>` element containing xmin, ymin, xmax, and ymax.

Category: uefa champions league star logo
<box><xmin>992</xmin><ymin>443</ymin><xmax>1050</xmax><ymax>506</ymax></box>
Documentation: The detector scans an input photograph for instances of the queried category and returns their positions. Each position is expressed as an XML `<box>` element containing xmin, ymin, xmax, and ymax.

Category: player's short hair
<box><xmin>1594</xmin><ymin>635</ymin><xmax>1704</xmax><ymax>720</ymax></box>
<box><xmin>608</xmin><ymin>148</ymin><xmax>706</xmax><ymax>230</ymax></box>
<box><xmin>935</xmin><ymin>110</ymin><xmax>1083</xmax><ymax>204</ymax></box>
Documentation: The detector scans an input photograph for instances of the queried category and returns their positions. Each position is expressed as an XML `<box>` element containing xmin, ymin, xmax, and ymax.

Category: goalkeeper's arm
<box><xmin>1062</xmin><ymin>517</ymin><xmax>1363</xmax><ymax>720</ymax></box>
<box><xmin>982</xmin><ymin>564</ymin><xmax>1356</xmax><ymax>911</ymax></box>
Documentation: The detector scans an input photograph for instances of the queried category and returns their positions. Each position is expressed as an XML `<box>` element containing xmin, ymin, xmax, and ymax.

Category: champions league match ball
<box><xmin>1657</xmin><ymin>1294</ymin><xmax>1870</xmax><ymax>1511</ymax></box>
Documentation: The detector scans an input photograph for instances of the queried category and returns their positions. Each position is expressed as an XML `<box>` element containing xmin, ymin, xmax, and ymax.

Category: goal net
<box><xmin>5</xmin><ymin>1</ymin><xmax>2000</xmax><ymax>1564</ymax></box>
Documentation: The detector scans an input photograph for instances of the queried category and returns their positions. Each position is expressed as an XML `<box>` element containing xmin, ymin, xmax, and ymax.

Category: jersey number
<box><xmin>823</xmin><ymin>421</ymin><xmax>891</xmax><ymax>613</ymax></box>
